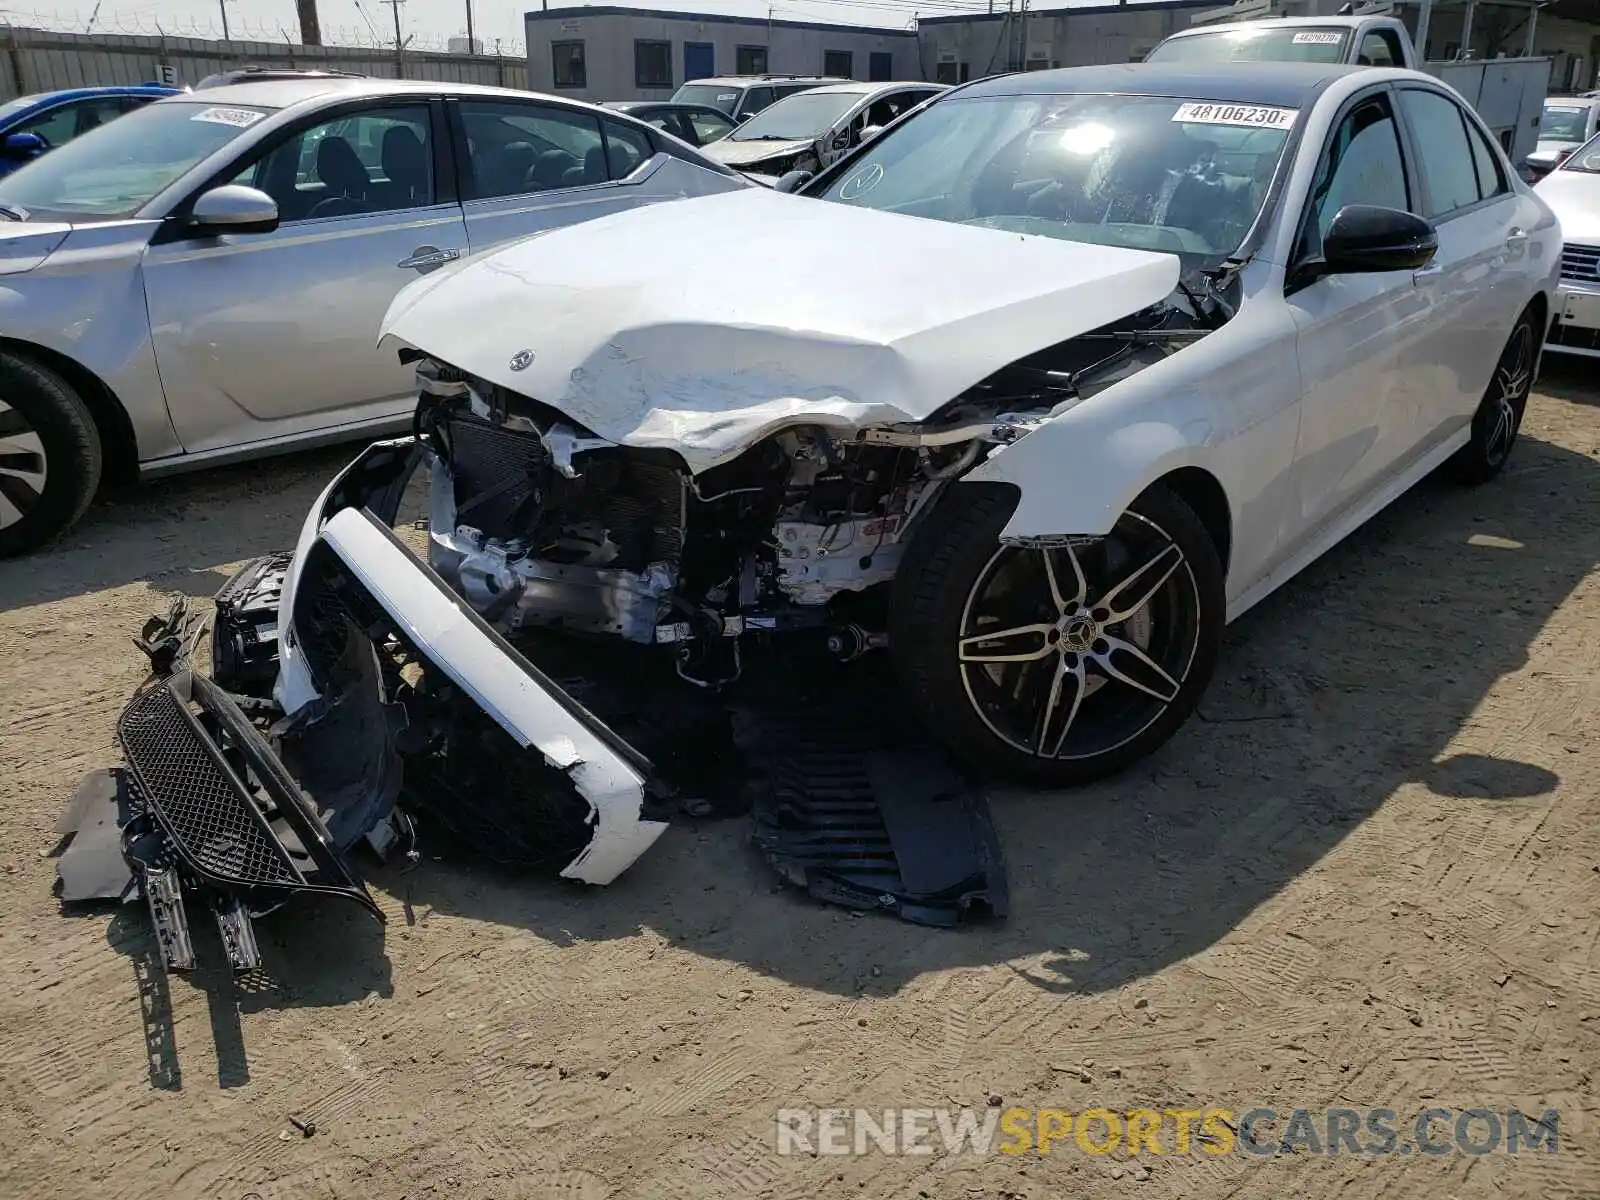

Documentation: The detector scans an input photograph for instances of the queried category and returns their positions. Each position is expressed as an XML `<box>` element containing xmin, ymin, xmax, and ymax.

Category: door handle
<box><xmin>1413</xmin><ymin>263</ymin><xmax>1444</xmax><ymax>280</ymax></box>
<box><xmin>397</xmin><ymin>246</ymin><xmax>461</xmax><ymax>272</ymax></box>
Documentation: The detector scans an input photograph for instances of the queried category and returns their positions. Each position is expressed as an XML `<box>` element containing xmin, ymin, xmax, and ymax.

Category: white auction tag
<box><xmin>1172</xmin><ymin>101</ymin><xmax>1298</xmax><ymax>128</ymax></box>
<box><xmin>1292</xmin><ymin>30</ymin><xmax>1343</xmax><ymax>43</ymax></box>
<box><xmin>191</xmin><ymin>106</ymin><xmax>266</xmax><ymax>128</ymax></box>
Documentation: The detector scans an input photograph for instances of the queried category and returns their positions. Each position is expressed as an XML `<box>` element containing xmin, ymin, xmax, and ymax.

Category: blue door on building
<box><xmin>685</xmin><ymin>42</ymin><xmax>715</xmax><ymax>81</ymax></box>
<box><xmin>868</xmin><ymin>51</ymin><xmax>892</xmax><ymax>81</ymax></box>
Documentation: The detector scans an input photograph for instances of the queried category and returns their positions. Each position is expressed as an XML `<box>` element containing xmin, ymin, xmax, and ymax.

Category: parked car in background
<box><xmin>1535</xmin><ymin>130</ymin><xmax>1600</xmax><ymax>358</ymax></box>
<box><xmin>372</xmin><ymin>61</ymin><xmax>1558</xmax><ymax>793</ymax></box>
<box><xmin>602</xmin><ymin>101</ymin><xmax>736</xmax><ymax>146</ymax></box>
<box><xmin>0</xmin><ymin>84</ymin><xmax>178</xmax><ymax>177</ymax></box>
<box><xmin>0</xmin><ymin>77</ymin><xmax>747</xmax><ymax>555</ymax></box>
<box><xmin>704</xmin><ymin>81</ymin><xmax>946</xmax><ymax>182</ymax></box>
<box><xmin>667</xmin><ymin>74</ymin><xmax>848</xmax><ymax>121</ymax></box>
<box><xmin>1526</xmin><ymin>95</ymin><xmax>1600</xmax><ymax>180</ymax></box>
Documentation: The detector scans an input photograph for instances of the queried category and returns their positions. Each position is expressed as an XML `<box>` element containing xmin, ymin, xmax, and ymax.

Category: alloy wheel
<box><xmin>956</xmin><ymin>512</ymin><xmax>1203</xmax><ymax>761</ymax></box>
<box><xmin>1484</xmin><ymin>320</ymin><xmax>1533</xmax><ymax>468</ymax></box>
<box><xmin>0</xmin><ymin>398</ymin><xmax>48</xmax><ymax>532</ymax></box>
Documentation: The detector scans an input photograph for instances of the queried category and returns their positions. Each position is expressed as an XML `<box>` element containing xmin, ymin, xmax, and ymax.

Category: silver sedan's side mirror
<box><xmin>189</xmin><ymin>185</ymin><xmax>280</xmax><ymax>236</ymax></box>
<box><xmin>859</xmin><ymin>124</ymin><xmax>884</xmax><ymax>143</ymax></box>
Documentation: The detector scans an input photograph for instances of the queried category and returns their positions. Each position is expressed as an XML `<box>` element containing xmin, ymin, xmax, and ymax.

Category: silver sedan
<box><xmin>0</xmin><ymin>76</ymin><xmax>746</xmax><ymax>555</ymax></box>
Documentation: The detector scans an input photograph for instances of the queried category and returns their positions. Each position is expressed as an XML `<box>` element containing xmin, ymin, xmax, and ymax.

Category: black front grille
<box><xmin>118</xmin><ymin>683</ymin><xmax>300</xmax><ymax>886</ymax></box>
<box><xmin>1560</xmin><ymin>242</ymin><xmax>1600</xmax><ymax>283</ymax></box>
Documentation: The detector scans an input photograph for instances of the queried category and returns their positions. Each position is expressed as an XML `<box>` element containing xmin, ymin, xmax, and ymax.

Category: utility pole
<box><xmin>383</xmin><ymin>0</ymin><xmax>405</xmax><ymax>53</ymax></box>
<box><xmin>465</xmin><ymin>0</ymin><xmax>475</xmax><ymax>52</ymax></box>
<box><xmin>217</xmin><ymin>0</ymin><xmax>230</xmax><ymax>41</ymax></box>
<box><xmin>296</xmin><ymin>0</ymin><xmax>322</xmax><ymax>45</ymax></box>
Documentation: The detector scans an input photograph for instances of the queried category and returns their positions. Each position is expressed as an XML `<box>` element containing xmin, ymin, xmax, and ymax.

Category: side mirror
<box><xmin>737</xmin><ymin>111</ymin><xmax>754</xmax><ymax>123</ymax></box>
<box><xmin>831</xmin><ymin>128</ymin><xmax>851</xmax><ymax>150</ymax></box>
<box><xmin>859</xmin><ymin>124</ymin><xmax>884</xmax><ymax>143</ymax></box>
<box><xmin>1320</xmin><ymin>204</ymin><xmax>1437</xmax><ymax>274</ymax></box>
<box><xmin>2</xmin><ymin>132</ymin><xmax>47</xmax><ymax>160</ymax></box>
<box><xmin>773</xmin><ymin>169</ymin><xmax>814</xmax><ymax>194</ymax></box>
<box><xmin>188</xmin><ymin>185</ymin><xmax>279</xmax><ymax>236</ymax></box>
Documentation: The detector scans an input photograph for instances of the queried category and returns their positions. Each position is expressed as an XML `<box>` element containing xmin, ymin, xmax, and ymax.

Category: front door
<box><xmin>1285</xmin><ymin>89</ymin><xmax>1444</xmax><ymax>547</ymax></box>
<box><xmin>684</xmin><ymin>42</ymin><xmax>715</xmax><ymax>82</ymax></box>
<box><xmin>141</xmin><ymin>99</ymin><xmax>466</xmax><ymax>454</ymax></box>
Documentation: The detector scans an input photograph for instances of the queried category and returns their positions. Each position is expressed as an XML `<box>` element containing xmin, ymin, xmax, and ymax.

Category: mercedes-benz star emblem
<box><xmin>509</xmin><ymin>349</ymin><xmax>534</xmax><ymax>371</ymax></box>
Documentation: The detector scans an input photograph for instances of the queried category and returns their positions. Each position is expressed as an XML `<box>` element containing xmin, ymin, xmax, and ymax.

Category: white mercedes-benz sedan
<box><xmin>286</xmin><ymin>61</ymin><xmax>1559</xmax><ymax>799</ymax></box>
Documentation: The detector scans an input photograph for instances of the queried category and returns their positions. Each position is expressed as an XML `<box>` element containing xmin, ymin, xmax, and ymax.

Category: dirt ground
<box><xmin>2</xmin><ymin>364</ymin><xmax>1599</xmax><ymax>1200</ymax></box>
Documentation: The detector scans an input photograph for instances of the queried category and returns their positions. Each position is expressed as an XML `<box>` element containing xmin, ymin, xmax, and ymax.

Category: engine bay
<box><xmin>414</xmin><ymin>299</ymin><xmax>1206</xmax><ymax>687</ymax></box>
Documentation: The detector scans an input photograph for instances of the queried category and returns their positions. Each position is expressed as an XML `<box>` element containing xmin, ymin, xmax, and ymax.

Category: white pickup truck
<box><xmin>1147</xmin><ymin>6</ymin><xmax>1551</xmax><ymax>170</ymax></box>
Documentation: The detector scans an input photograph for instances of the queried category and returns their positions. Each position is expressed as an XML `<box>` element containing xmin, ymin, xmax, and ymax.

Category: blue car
<box><xmin>0</xmin><ymin>84</ymin><xmax>180</xmax><ymax>177</ymax></box>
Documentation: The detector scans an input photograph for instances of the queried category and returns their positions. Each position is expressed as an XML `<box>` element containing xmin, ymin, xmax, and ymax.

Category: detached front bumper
<box><xmin>275</xmin><ymin>439</ymin><xmax>670</xmax><ymax>886</ymax></box>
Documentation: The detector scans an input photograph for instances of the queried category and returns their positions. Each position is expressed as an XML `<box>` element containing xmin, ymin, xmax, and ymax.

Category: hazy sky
<box><xmin>25</xmin><ymin>0</ymin><xmax>1004</xmax><ymax>53</ymax></box>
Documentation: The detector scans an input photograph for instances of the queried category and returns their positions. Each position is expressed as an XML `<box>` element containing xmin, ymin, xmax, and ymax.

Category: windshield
<box><xmin>672</xmin><ymin>83</ymin><xmax>742</xmax><ymax>113</ymax></box>
<box><xmin>0</xmin><ymin>94</ymin><xmax>46</xmax><ymax>124</ymax></box>
<box><xmin>1560</xmin><ymin>131</ymin><xmax>1600</xmax><ymax>173</ymax></box>
<box><xmin>0</xmin><ymin>99</ymin><xmax>273</xmax><ymax>222</ymax></box>
<box><xmin>1541</xmin><ymin>102</ymin><xmax>1592</xmax><ymax>143</ymax></box>
<box><xmin>731</xmin><ymin>91</ymin><xmax>860</xmax><ymax>141</ymax></box>
<box><xmin>1147</xmin><ymin>27</ymin><xmax>1351</xmax><ymax>64</ymax></box>
<box><xmin>816</xmin><ymin>94</ymin><xmax>1295</xmax><ymax>266</ymax></box>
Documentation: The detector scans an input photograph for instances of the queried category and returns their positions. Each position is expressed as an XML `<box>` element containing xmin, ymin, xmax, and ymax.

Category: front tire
<box><xmin>1448</xmin><ymin>310</ymin><xmax>1536</xmax><ymax>485</ymax></box>
<box><xmin>890</xmin><ymin>482</ymin><xmax>1225</xmax><ymax>787</ymax></box>
<box><xmin>0</xmin><ymin>354</ymin><xmax>103</xmax><ymax>558</ymax></box>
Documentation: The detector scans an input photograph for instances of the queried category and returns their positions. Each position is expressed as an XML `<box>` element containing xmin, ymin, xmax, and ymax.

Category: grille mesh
<box><xmin>449</xmin><ymin>417</ymin><xmax>549</xmax><ymax>537</ymax></box>
<box><xmin>1560</xmin><ymin>242</ymin><xmax>1600</xmax><ymax>282</ymax></box>
<box><xmin>118</xmin><ymin>684</ymin><xmax>300</xmax><ymax>886</ymax></box>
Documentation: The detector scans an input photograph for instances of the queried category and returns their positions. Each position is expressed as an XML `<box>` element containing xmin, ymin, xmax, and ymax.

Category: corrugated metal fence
<box><xmin>0</xmin><ymin>25</ymin><xmax>528</xmax><ymax>99</ymax></box>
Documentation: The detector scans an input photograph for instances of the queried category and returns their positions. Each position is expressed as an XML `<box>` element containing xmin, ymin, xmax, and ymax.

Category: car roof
<box><xmin>177</xmin><ymin>77</ymin><xmax>616</xmax><ymax>111</ymax></box>
<box><xmin>957</xmin><ymin>61</ymin><xmax>1375</xmax><ymax>107</ymax></box>
<box><xmin>683</xmin><ymin>75</ymin><xmax>848</xmax><ymax>88</ymax></box>
<box><xmin>27</xmin><ymin>84</ymin><xmax>179</xmax><ymax>103</ymax></box>
<box><xmin>800</xmin><ymin>81</ymin><xmax>942</xmax><ymax>97</ymax></box>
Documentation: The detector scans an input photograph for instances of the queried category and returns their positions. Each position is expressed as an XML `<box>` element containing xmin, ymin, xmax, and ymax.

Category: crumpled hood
<box><xmin>0</xmin><ymin>219</ymin><xmax>73</xmax><ymax>276</ymax></box>
<box><xmin>705</xmin><ymin>136</ymin><xmax>814</xmax><ymax>168</ymax></box>
<box><xmin>1536</xmin><ymin>170</ymin><xmax>1600</xmax><ymax>245</ymax></box>
<box><xmin>380</xmin><ymin>187</ymin><xmax>1181</xmax><ymax>471</ymax></box>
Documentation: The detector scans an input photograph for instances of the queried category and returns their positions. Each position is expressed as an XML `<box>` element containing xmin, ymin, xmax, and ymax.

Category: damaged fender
<box><xmin>276</xmin><ymin>442</ymin><xmax>669</xmax><ymax>885</ymax></box>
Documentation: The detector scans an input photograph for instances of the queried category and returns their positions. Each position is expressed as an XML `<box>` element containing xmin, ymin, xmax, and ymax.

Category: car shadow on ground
<box><xmin>0</xmin><ymin>443</ymin><xmax>365</xmax><ymax>612</ymax></box>
<box><xmin>396</xmin><ymin>430</ymin><xmax>1600</xmax><ymax>997</ymax></box>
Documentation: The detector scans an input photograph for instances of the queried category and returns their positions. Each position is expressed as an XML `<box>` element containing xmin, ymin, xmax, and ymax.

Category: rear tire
<box><xmin>1448</xmin><ymin>310</ymin><xmax>1536</xmax><ymax>485</ymax></box>
<box><xmin>0</xmin><ymin>354</ymin><xmax>103</xmax><ymax>558</ymax></box>
<box><xmin>889</xmin><ymin>481</ymin><xmax>1225</xmax><ymax>787</ymax></box>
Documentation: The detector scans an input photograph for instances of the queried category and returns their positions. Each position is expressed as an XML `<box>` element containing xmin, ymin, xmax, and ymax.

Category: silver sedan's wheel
<box><xmin>891</xmin><ymin>482</ymin><xmax>1226</xmax><ymax>786</ymax></box>
<box><xmin>0</xmin><ymin>355</ymin><xmax>103</xmax><ymax>558</ymax></box>
<box><xmin>0</xmin><ymin>399</ymin><xmax>49</xmax><ymax>531</ymax></box>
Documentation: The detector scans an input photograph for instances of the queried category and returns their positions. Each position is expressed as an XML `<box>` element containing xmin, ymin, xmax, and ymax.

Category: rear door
<box><xmin>451</xmin><ymin>98</ymin><xmax>674</xmax><ymax>254</ymax></box>
<box><xmin>141</xmin><ymin>96</ymin><xmax>468</xmax><ymax>453</ymax></box>
<box><xmin>1393</xmin><ymin>85</ymin><xmax>1527</xmax><ymax>444</ymax></box>
<box><xmin>1284</xmin><ymin>87</ymin><xmax>1444</xmax><ymax>546</ymax></box>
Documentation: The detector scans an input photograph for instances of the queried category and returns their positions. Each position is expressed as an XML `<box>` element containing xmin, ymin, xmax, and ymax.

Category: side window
<box><xmin>1396</xmin><ymin>88</ymin><xmax>1481</xmax><ymax>217</ymax></box>
<box><xmin>459</xmin><ymin>102</ymin><xmax>640</xmax><ymax>198</ymax></box>
<box><xmin>17</xmin><ymin>98</ymin><xmax>124</xmax><ymax>145</ymax></box>
<box><xmin>1463</xmin><ymin>112</ymin><xmax>1507</xmax><ymax>200</ymax></box>
<box><xmin>866</xmin><ymin>95</ymin><xmax>913</xmax><ymax>127</ymax></box>
<box><xmin>230</xmin><ymin>105</ymin><xmax>433</xmax><ymax>222</ymax></box>
<box><xmin>689</xmin><ymin>110</ymin><xmax>735</xmax><ymax>144</ymax></box>
<box><xmin>601</xmin><ymin>118</ymin><xmax>653</xmax><ymax>178</ymax></box>
<box><xmin>1356</xmin><ymin>31</ymin><xmax>1403</xmax><ymax>66</ymax></box>
<box><xmin>742</xmin><ymin>86</ymin><xmax>776</xmax><ymax>116</ymax></box>
<box><xmin>1299</xmin><ymin>95</ymin><xmax>1409</xmax><ymax>258</ymax></box>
